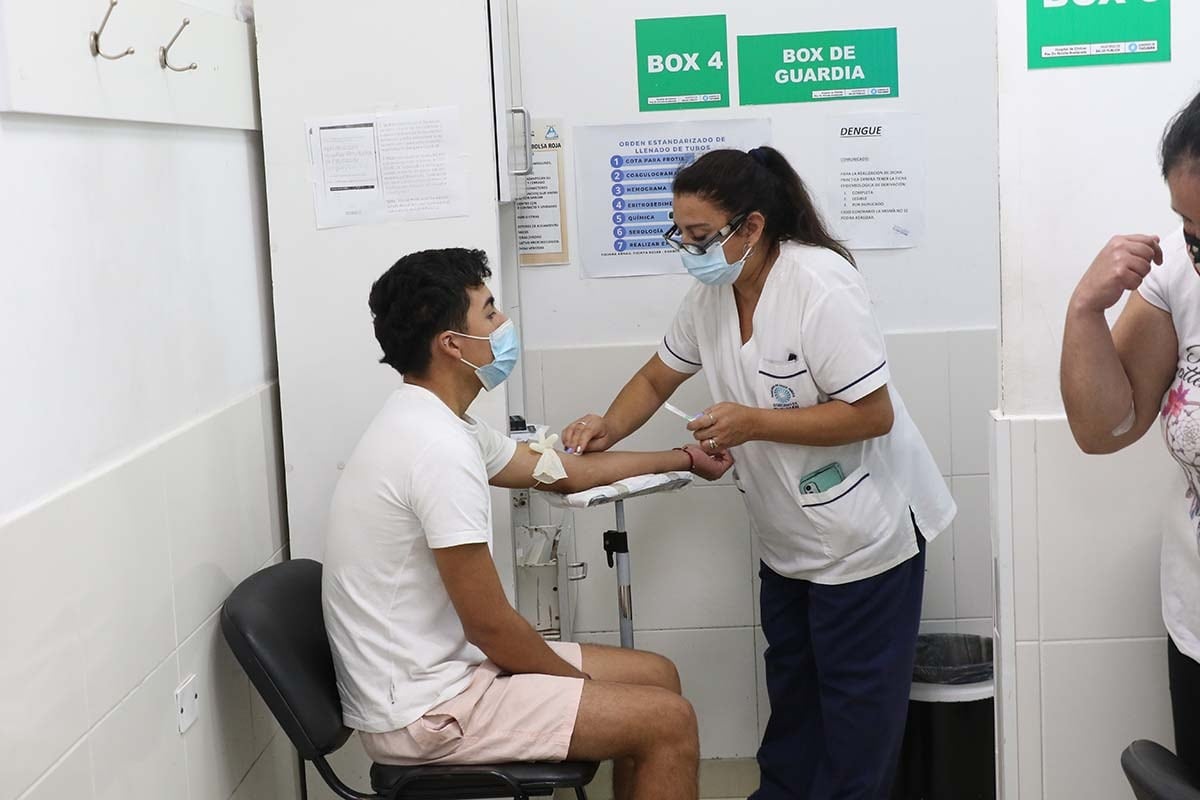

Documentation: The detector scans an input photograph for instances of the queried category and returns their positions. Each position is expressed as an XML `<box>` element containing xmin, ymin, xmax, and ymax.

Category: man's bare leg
<box><xmin>570</xmin><ymin>645</ymin><xmax>694</xmax><ymax>800</ymax></box>
<box><xmin>567</xmin><ymin>679</ymin><xmax>698</xmax><ymax>800</ymax></box>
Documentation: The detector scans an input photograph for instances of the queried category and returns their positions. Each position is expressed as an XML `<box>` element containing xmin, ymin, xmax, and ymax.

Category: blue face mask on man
<box><xmin>452</xmin><ymin>318</ymin><xmax>519</xmax><ymax>391</ymax></box>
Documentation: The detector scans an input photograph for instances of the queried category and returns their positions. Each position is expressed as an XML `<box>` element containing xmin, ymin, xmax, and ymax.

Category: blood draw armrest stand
<box><xmin>537</xmin><ymin>471</ymin><xmax>693</xmax><ymax>648</ymax></box>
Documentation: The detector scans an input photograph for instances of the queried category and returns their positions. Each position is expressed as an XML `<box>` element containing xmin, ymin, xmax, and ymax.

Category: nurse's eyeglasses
<box><xmin>662</xmin><ymin>213</ymin><xmax>747</xmax><ymax>256</ymax></box>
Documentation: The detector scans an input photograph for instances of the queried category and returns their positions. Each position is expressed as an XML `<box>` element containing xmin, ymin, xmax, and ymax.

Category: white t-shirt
<box><xmin>658</xmin><ymin>241</ymin><xmax>956</xmax><ymax>584</ymax></box>
<box><xmin>1136</xmin><ymin>227</ymin><xmax>1200</xmax><ymax>662</ymax></box>
<box><xmin>321</xmin><ymin>384</ymin><xmax>517</xmax><ymax>732</ymax></box>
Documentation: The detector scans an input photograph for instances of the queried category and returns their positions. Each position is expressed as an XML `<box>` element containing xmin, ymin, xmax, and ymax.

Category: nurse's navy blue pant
<box><xmin>751</xmin><ymin>523</ymin><xmax>926</xmax><ymax>800</ymax></box>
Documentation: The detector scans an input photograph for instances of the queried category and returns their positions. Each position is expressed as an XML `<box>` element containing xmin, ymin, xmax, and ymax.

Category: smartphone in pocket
<box><xmin>799</xmin><ymin>463</ymin><xmax>845</xmax><ymax>494</ymax></box>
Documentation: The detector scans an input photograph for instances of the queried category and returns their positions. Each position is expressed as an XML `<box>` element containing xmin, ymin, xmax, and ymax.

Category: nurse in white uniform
<box><xmin>1061</xmin><ymin>89</ymin><xmax>1200</xmax><ymax>779</ymax></box>
<box><xmin>562</xmin><ymin>146</ymin><xmax>956</xmax><ymax>800</ymax></box>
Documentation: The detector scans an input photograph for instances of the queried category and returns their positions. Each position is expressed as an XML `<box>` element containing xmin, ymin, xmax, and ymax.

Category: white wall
<box><xmin>253</xmin><ymin>0</ymin><xmax>515</xmax><ymax>568</ymax></box>
<box><xmin>515</xmin><ymin>0</ymin><xmax>999</xmax><ymax>350</ymax></box>
<box><xmin>998</xmin><ymin>3</ymin><xmax>1200</xmax><ymax>416</ymax></box>
<box><xmin>0</xmin><ymin>115</ymin><xmax>275</xmax><ymax>521</ymax></box>
<box><xmin>993</xmin><ymin>4</ymin><xmax>1200</xmax><ymax>799</ymax></box>
<box><xmin>0</xmin><ymin>113</ymin><xmax>296</xmax><ymax>800</ymax></box>
<box><xmin>993</xmin><ymin>417</ymin><xmax>1178</xmax><ymax>800</ymax></box>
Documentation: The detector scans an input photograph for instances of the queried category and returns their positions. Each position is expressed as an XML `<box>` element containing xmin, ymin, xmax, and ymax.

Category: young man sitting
<box><xmin>322</xmin><ymin>248</ymin><xmax>732</xmax><ymax>800</ymax></box>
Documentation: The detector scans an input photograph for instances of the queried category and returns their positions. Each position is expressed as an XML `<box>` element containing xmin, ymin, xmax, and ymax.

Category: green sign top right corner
<box><xmin>1027</xmin><ymin>0</ymin><xmax>1171</xmax><ymax>70</ymax></box>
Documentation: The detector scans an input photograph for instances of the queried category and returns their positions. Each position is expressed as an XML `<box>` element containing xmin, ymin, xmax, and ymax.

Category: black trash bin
<box><xmin>891</xmin><ymin>633</ymin><xmax>995</xmax><ymax>800</ymax></box>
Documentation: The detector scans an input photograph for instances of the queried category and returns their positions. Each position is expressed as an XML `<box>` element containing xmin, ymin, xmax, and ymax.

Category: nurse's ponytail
<box><xmin>1162</xmin><ymin>89</ymin><xmax>1200</xmax><ymax>179</ymax></box>
<box><xmin>672</xmin><ymin>146</ymin><xmax>855</xmax><ymax>266</ymax></box>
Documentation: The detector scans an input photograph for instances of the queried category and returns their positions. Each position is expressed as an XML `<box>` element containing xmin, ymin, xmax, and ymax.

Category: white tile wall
<box><xmin>1035</xmin><ymin>421</ymin><xmax>1176</xmax><ymax>641</ymax></box>
<box><xmin>750</xmin><ymin>531</ymin><xmax>764</xmax><ymax>627</ymax></box>
<box><xmin>566</xmin><ymin>485</ymin><xmax>754</xmax><ymax>633</ymax></box>
<box><xmin>1000</xmin><ymin>416</ymin><xmax>1183</xmax><ymax>800</ymax></box>
<box><xmin>0</xmin><ymin>490</ymin><xmax>91</xmax><ymax>800</ymax></box>
<box><xmin>6</xmin><ymin>385</ymin><xmax>295</xmax><ymax>800</ymax></box>
<box><xmin>1015</xmin><ymin>643</ymin><xmax>1042</xmax><ymax>800</ymax></box>
<box><xmin>179</xmin><ymin>614</ymin><xmax>258</xmax><ymax>800</ymax></box>
<box><xmin>753</xmin><ymin>627</ymin><xmax>769</xmax><ymax>743</ymax></box>
<box><xmin>18</xmin><ymin>743</ymin><xmax>93</xmax><ymax>800</ymax></box>
<box><xmin>949</xmin><ymin>329</ymin><xmax>1000</xmax><ymax>476</ymax></box>
<box><xmin>76</xmin><ymin>454</ymin><xmax>176</xmax><ymax>723</ymax></box>
<box><xmin>532</xmin><ymin>328</ymin><xmax>998</xmax><ymax>757</ymax></box>
<box><xmin>577</xmin><ymin>628</ymin><xmax>761</xmax><ymax>759</ymax></box>
<box><xmin>539</xmin><ymin>344</ymin><xmax>724</xmax><ymax>467</ymax></box>
<box><xmin>166</xmin><ymin>393</ymin><xmax>276</xmax><ymax>640</ymax></box>
<box><xmin>887</xmin><ymin>332</ymin><xmax>952</xmax><ymax>475</ymax></box>
<box><xmin>922</xmin><ymin>515</ymin><xmax>957</xmax><ymax>620</ymax></box>
<box><xmin>233</xmin><ymin>732</ymin><xmax>302</xmax><ymax>800</ymax></box>
<box><xmin>954</xmin><ymin>476</ymin><xmax>994</xmax><ymax>621</ymax></box>
<box><xmin>1040</xmin><ymin>639</ymin><xmax>1175</xmax><ymax>800</ymax></box>
<box><xmin>990</xmin><ymin>413</ymin><xmax>1018</xmax><ymax>800</ymax></box>
<box><xmin>520</xmin><ymin>348</ymin><xmax>546</xmax><ymax>425</ymax></box>
<box><xmin>1011</xmin><ymin>420</ymin><xmax>1040</xmax><ymax>642</ymax></box>
<box><xmin>89</xmin><ymin>655</ymin><xmax>188</xmax><ymax>800</ymax></box>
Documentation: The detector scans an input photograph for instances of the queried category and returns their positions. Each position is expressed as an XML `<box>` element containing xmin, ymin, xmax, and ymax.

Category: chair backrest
<box><xmin>1122</xmin><ymin>740</ymin><xmax>1200</xmax><ymax>800</ymax></box>
<box><xmin>221</xmin><ymin>558</ymin><xmax>352</xmax><ymax>761</ymax></box>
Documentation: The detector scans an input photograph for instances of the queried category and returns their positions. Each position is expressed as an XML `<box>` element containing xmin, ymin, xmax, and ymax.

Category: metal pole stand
<box><xmin>540</xmin><ymin>471</ymin><xmax>693</xmax><ymax>651</ymax></box>
<box><xmin>602</xmin><ymin>499</ymin><xmax>634</xmax><ymax>648</ymax></box>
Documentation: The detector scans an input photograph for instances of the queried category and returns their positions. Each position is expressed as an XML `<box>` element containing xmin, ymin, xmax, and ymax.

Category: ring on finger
<box><xmin>707</xmin><ymin>413</ymin><xmax>716</xmax><ymax>426</ymax></box>
<box><xmin>707</xmin><ymin>437</ymin><xmax>718</xmax><ymax>450</ymax></box>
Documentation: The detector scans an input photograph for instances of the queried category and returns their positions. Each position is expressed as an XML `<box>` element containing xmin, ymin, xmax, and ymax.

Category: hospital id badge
<box><xmin>799</xmin><ymin>463</ymin><xmax>844</xmax><ymax>494</ymax></box>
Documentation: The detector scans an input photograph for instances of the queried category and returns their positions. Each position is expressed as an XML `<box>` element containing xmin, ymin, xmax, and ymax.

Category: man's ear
<box><xmin>433</xmin><ymin>331</ymin><xmax>462</xmax><ymax>362</ymax></box>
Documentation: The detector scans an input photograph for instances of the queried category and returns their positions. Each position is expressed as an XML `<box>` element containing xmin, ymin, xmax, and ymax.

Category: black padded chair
<box><xmin>220</xmin><ymin>558</ymin><xmax>598</xmax><ymax>799</ymax></box>
<box><xmin>1121</xmin><ymin>740</ymin><xmax>1200</xmax><ymax>800</ymax></box>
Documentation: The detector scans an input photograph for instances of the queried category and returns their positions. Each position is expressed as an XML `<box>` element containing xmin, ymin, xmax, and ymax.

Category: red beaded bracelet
<box><xmin>673</xmin><ymin>446</ymin><xmax>694</xmax><ymax>473</ymax></box>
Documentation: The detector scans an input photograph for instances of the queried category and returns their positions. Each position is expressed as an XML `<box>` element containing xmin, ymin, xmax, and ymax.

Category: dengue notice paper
<box><xmin>306</xmin><ymin>106</ymin><xmax>468</xmax><ymax>229</ymax></box>
<box><xmin>827</xmin><ymin>112</ymin><xmax>925</xmax><ymax>250</ymax></box>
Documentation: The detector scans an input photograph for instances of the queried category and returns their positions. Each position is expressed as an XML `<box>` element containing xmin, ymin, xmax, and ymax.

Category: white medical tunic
<box><xmin>657</xmin><ymin>241</ymin><xmax>956</xmax><ymax>584</ymax></box>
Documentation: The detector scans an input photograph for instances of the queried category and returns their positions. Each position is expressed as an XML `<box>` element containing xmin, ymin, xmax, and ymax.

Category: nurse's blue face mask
<box><xmin>663</xmin><ymin>213</ymin><xmax>752</xmax><ymax>286</ymax></box>
<box><xmin>451</xmin><ymin>318</ymin><xmax>519</xmax><ymax>391</ymax></box>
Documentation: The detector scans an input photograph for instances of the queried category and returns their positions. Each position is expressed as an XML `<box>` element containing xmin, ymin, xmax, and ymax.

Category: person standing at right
<box><xmin>1061</xmin><ymin>89</ymin><xmax>1200</xmax><ymax>775</ymax></box>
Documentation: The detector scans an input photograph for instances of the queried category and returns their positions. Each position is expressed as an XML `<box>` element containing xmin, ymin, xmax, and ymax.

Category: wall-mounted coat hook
<box><xmin>89</xmin><ymin>0</ymin><xmax>134</xmax><ymax>61</ymax></box>
<box><xmin>88</xmin><ymin>0</ymin><xmax>134</xmax><ymax>60</ymax></box>
<box><xmin>159</xmin><ymin>19</ymin><xmax>198</xmax><ymax>72</ymax></box>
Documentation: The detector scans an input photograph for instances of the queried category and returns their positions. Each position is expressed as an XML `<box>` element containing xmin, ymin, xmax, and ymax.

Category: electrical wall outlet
<box><xmin>176</xmin><ymin>675</ymin><xmax>199</xmax><ymax>734</ymax></box>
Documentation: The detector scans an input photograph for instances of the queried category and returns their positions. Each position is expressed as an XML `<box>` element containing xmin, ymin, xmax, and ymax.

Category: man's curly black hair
<box><xmin>368</xmin><ymin>248</ymin><xmax>492</xmax><ymax>376</ymax></box>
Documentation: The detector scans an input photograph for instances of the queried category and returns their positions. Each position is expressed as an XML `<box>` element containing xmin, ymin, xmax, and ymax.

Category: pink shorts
<box><xmin>360</xmin><ymin>641</ymin><xmax>585</xmax><ymax>766</ymax></box>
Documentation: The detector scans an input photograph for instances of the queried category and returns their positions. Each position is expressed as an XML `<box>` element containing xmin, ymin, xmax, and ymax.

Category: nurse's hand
<box><xmin>683</xmin><ymin>444</ymin><xmax>735</xmax><ymax>481</ymax></box>
<box><xmin>561</xmin><ymin>413</ymin><xmax>614</xmax><ymax>454</ymax></box>
<box><xmin>687</xmin><ymin>402</ymin><xmax>759</xmax><ymax>451</ymax></box>
<box><xmin>1072</xmin><ymin>234</ymin><xmax>1164</xmax><ymax>312</ymax></box>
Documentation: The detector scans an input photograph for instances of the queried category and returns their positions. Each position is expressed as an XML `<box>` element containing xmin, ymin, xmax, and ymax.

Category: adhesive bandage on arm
<box><xmin>529</xmin><ymin>427</ymin><xmax>568</xmax><ymax>484</ymax></box>
<box><xmin>1111</xmin><ymin>403</ymin><xmax>1136</xmax><ymax>437</ymax></box>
